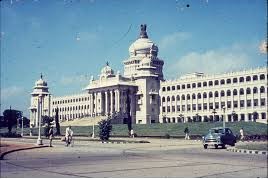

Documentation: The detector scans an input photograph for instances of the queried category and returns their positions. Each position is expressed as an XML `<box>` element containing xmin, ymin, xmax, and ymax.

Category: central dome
<box><xmin>35</xmin><ymin>74</ymin><xmax>47</xmax><ymax>87</ymax></box>
<box><xmin>100</xmin><ymin>62</ymin><xmax>114</xmax><ymax>79</ymax></box>
<box><xmin>129</xmin><ymin>24</ymin><xmax>158</xmax><ymax>57</ymax></box>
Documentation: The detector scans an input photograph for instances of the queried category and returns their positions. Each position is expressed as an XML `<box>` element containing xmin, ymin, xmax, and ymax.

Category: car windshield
<box><xmin>210</xmin><ymin>129</ymin><xmax>224</xmax><ymax>134</ymax></box>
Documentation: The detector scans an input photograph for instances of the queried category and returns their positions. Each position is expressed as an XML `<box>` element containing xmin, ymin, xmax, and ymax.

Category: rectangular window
<box><xmin>162</xmin><ymin>107</ymin><xmax>166</xmax><ymax>112</ymax></box>
<box><xmin>177</xmin><ymin>105</ymin><xmax>180</xmax><ymax>112</ymax></box>
<box><xmin>215</xmin><ymin>102</ymin><xmax>219</xmax><ymax>109</ymax></box>
<box><xmin>221</xmin><ymin>102</ymin><xmax>225</xmax><ymax>108</ymax></box>
<box><xmin>172</xmin><ymin>106</ymin><xmax>175</xmax><ymax>112</ymax></box>
<box><xmin>209</xmin><ymin>103</ymin><xmax>213</xmax><ymax>109</ymax></box>
<box><xmin>247</xmin><ymin>100</ymin><xmax>251</xmax><ymax>107</ymax></box>
<box><xmin>182</xmin><ymin>105</ymin><xmax>185</xmax><ymax>111</ymax></box>
<box><xmin>197</xmin><ymin>82</ymin><xmax>201</xmax><ymax>88</ymax></box>
<box><xmin>192</xmin><ymin>104</ymin><xmax>196</xmax><ymax>110</ymax></box>
<box><xmin>167</xmin><ymin>106</ymin><xmax>170</xmax><ymax>113</ymax></box>
<box><xmin>203</xmin><ymin>103</ymin><xmax>207</xmax><ymax>110</ymax></box>
<box><xmin>253</xmin><ymin>99</ymin><xmax>258</xmax><ymax>107</ymax></box>
<box><xmin>233</xmin><ymin>101</ymin><xmax>238</xmax><ymax>108</ymax></box>
<box><xmin>261</xmin><ymin>98</ymin><xmax>265</xmax><ymax>106</ymax></box>
<box><xmin>227</xmin><ymin>101</ymin><xmax>231</xmax><ymax>108</ymax></box>
<box><xmin>240</xmin><ymin>100</ymin><xmax>244</xmax><ymax>108</ymax></box>
<box><xmin>187</xmin><ymin>104</ymin><xmax>191</xmax><ymax>111</ymax></box>
<box><xmin>198</xmin><ymin>104</ymin><xmax>202</xmax><ymax>110</ymax></box>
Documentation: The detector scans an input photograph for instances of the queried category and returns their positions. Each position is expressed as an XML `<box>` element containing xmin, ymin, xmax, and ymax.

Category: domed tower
<box><xmin>29</xmin><ymin>74</ymin><xmax>51</xmax><ymax>127</ymax></box>
<box><xmin>124</xmin><ymin>24</ymin><xmax>164</xmax><ymax>124</ymax></box>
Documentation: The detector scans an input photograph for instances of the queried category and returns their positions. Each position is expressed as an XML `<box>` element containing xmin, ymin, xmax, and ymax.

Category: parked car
<box><xmin>203</xmin><ymin>127</ymin><xmax>236</xmax><ymax>149</ymax></box>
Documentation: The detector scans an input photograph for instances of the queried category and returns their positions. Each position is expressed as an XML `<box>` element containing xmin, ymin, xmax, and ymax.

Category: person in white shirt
<box><xmin>65</xmin><ymin>126</ymin><xmax>73</xmax><ymax>146</ymax></box>
<box><xmin>240</xmin><ymin>128</ymin><xmax>244</xmax><ymax>140</ymax></box>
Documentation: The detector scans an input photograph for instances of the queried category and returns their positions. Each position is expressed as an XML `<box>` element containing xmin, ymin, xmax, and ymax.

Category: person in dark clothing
<box><xmin>184</xmin><ymin>127</ymin><xmax>190</xmax><ymax>140</ymax></box>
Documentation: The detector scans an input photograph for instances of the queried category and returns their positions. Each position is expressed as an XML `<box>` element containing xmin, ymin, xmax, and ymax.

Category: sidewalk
<box><xmin>0</xmin><ymin>140</ymin><xmax>48</xmax><ymax>160</ymax></box>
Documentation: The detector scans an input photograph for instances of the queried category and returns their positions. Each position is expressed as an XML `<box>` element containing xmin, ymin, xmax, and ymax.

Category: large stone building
<box><xmin>29</xmin><ymin>25</ymin><xmax>267</xmax><ymax>127</ymax></box>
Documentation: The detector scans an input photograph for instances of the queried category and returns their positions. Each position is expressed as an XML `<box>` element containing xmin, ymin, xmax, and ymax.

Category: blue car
<box><xmin>203</xmin><ymin>127</ymin><xmax>236</xmax><ymax>149</ymax></box>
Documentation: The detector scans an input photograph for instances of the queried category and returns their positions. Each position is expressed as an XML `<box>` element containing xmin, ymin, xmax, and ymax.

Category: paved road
<box><xmin>1</xmin><ymin>138</ymin><xmax>267</xmax><ymax>178</ymax></box>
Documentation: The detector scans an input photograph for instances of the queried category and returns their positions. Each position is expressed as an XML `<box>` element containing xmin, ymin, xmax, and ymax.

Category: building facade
<box><xmin>29</xmin><ymin>25</ymin><xmax>267</xmax><ymax>127</ymax></box>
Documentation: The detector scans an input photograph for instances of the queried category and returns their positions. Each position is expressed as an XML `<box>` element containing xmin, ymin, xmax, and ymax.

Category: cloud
<box><xmin>1</xmin><ymin>86</ymin><xmax>24</xmax><ymax>100</ymax></box>
<box><xmin>60</xmin><ymin>75</ymin><xmax>90</xmax><ymax>86</ymax></box>
<box><xmin>259</xmin><ymin>40</ymin><xmax>267</xmax><ymax>54</ymax></box>
<box><xmin>169</xmin><ymin>44</ymin><xmax>253</xmax><ymax>77</ymax></box>
<box><xmin>159</xmin><ymin>32</ymin><xmax>191</xmax><ymax>49</ymax></box>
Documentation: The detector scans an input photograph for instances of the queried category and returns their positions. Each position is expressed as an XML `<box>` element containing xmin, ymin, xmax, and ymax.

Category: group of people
<box><xmin>47</xmin><ymin>125</ymin><xmax>74</xmax><ymax>147</ymax></box>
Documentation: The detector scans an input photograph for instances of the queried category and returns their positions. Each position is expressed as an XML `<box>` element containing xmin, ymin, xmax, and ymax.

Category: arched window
<box><xmin>246</xmin><ymin>88</ymin><xmax>251</xmax><ymax>94</ymax></box>
<box><xmin>167</xmin><ymin>96</ymin><xmax>170</xmax><ymax>102</ymax></box>
<box><xmin>226</xmin><ymin>79</ymin><xmax>231</xmax><ymax>84</ymax></box>
<box><xmin>253</xmin><ymin>87</ymin><xmax>258</xmax><ymax>94</ymax></box>
<box><xmin>172</xmin><ymin>86</ymin><xmax>175</xmax><ymax>90</ymax></box>
<box><xmin>221</xmin><ymin>90</ymin><xmax>225</xmax><ymax>97</ymax></box>
<box><xmin>177</xmin><ymin>85</ymin><xmax>180</xmax><ymax>90</ymax></box>
<box><xmin>162</xmin><ymin>87</ymin><xmax>166</xmax><ymax>91</ymax></box>
<box><xmin>192</xmin><ymin>83</ymin><xmax>196</xmax><ymax>88</ymax></box>
<box><xmin>220</xmin><ymin>79</ymin><xmax>225</xmax><ymax>85</ymax></box>
<box><xmin>214</xmin><ymin>91</ymin><xmax>219</xmax><ymax>97</ymax></box>
<box><xmin>246</xmin><ymin>76</ymin><xmax>251</xmax><ymax>82</ymax></box>
<box><xmin>172</xmin><ymin>96</ymin><xmax>175</xmax><ymax>101</ymax></box>
<box><xmin>182</xmin><ymin>95</ymin><xmax>185</xmax><ymax>100</ymax></box>
<box><xmin>227</xmin><ymin>90</ymin><xmax>231</xmax><ymax>96</ymax></box>
<box><xmin>240</xmin><ymin>88</ymin><xmax>244</xmax><ymax>95</ymax></box>
<box><xmin>203</xmin><ymin>81</ymin><xmax>207</xmax><ymax>87</ymax></box>
<box><xmin>233</xmin><ymin>78</ymin><xmax>238</xmax><ymax>83</ymax></box>
<box><xmin>203</xmin><ymin>92</ymin><xmax>207</xmax><ymax>98</ymax></box>
<box><xmin>260</xmin><ymin>86</ymin><xmax>265</xmax><ymax>93</ymax></box>
<box><xmin>192</xmin><ymin>94</ymin><xmax>196</xmax><ymax>99</ymax></box>
<box><xmin>260</xmin><ymin>74</ymin><xmax>265</xmax><ymax>80</ymax></box>
<box><xmin>253</xmin><ymin>75</ymin><xmax>258</xmax><ymax>81</ymax></box>
<box><xmin>239</xmin><ymin>77</ymin><xmax>244</xmax><ymax>82</ymax></box>
<box><xmin>233</xmin><ymin>89</ymin><xmax>238</xmax><ymax>95</ymax></box>
<box><xmin>167</xmin><ymin>86</ymin><xmax>170</xmax><ymax>91</ymax></box>
<box><xmin>176</xmin><ymin>95</ymin><xmax>180</xmax><ymax>101</ymax></box>
<box><xmin>214</xmin><ymin>80</ymin><xmax>219</xmax><ymax>85</ymax></box>
<box><xmin>162</xmin><ymin>97</ymin><xmax>166</xmax><ymax>102</ymax></box>
<box><xmin>187</xmin><ymin>94</ymin><xmax>191</xmax><ymax>100</ymax></box>
<box><xmin>209</xmin><ymin>81</ymin><xmax>213</xmax><ymax>86</ymax></box>
<box><xmin>209</xmin><ymin>92</ymin><xmax>213</xmax><ymax>98</ymax></box>
<box><xmin>197</xmin><ymin>93</ymin><xmax>201</xmax><ymax>99</ymax></box>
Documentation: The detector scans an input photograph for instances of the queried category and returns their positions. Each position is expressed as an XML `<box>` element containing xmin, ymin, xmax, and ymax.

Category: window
<box><xmin>221</xmin><ymin>90</ymin><xmax>225</xmax><ymax>97</ymax></box>
<box><xmin>220</xmin><ymin>79</ymin><xmax>225</xmax><ymax>85</ymax></box>
<box><xmin>198</xmin><ymin>104</ymin><xmax>202</xmax><ymax>110</ymax></box>
<box><xmin>203</xmin><ymin>103</ymin><xmax>207</xmax><ymax>110</ymax></box>
<box><xmin>261</xmin><ymin>113</ymin><xmax>266</xmax><ymax>119</ymax></box>
<box><xmin>182</xmin><ymin>85</ymin><xmax>185</xmax><ymax>89</ymax></box>
<box><xmin>162</xmin><ymin>87</ymin><xmax>166</xmax><ymax>92</ymax></box>
<box><xmin>233</xmin><ymin>101</ymin><xmax>238</xmax><ymax>108</ymax></box>
<box><xmin>187</xmin><ymin>104</ymin><xmax>191</xmax><ymax>111</ymax></box>
<box><xmin>233</xmin><ymin>89</ymin><xmax>238</xmax><ymax>95</ymax></box>
<box><xmin>167</xmin><ymin>86</ymin><xmax>170</xmax><ymax>91</ymax></box>
<box><xmin>240</xmin><ymin>88</ymin><xmax>244</xmax><ymax>95</ymax></box>
<box><xmin>253</xmin><ymin>99</ymin><xmax>258</xmax><ymax>107</ymax></box>
<box><xmin>253</xmin><ymin>87</ymin><xmax>258</xmax><ymax>94</ymax></box>
<box><xmin>203</xmin><ymin>82</ymin><xmax>207</xmax><ymax>87</ymax></box>
<box><xmin>246</xmin><ymin>88</ymin><xmax>251</xmax><ymax>94</ymax></box>
<box><xmin>177</xmin><ymin>85</ymin><xmax>180</xmax><ymax>90</ymax></box>
<box><xmin>240</xmin><ymin>100</ymin><xmax>244</xmax><ymax>108</ymax></box>
<box><xmin>227</xmin><ymin>101</ymin><xmax>231</xmax><ymax>108</ymax></box>
<box><xmin>192</xmin><ymin>94</ymin><xmax>196</xmax><ymax>99</ymax></box>
<box><xmin>214</xmin><ymin>80</ymin><xmax>219</xmax><ymax>86</ymax></box>
<box><xmin>172</xmin><ymin>86</ymin><xmax>175</xmax><ymax>91</ymax></box>
<box><xmin>227</xmin><ymin>90</ymin><xmax>231</xmax><ymax>96</ymax></box>
<box><xmin>172</xmin><ymin>96</ymin><xmax>175</xmax><ymax>101</ymax></box>
<box><xmin>177</xmin><ymin>105</ymin><xmax>180</xmax><ymax>112</ymax></box>
<box><xmin>221</xmin><ymin>102</ymin><xmax>225</xmax><ymax>108</ymax></box>
<box><xmin>187</xmin><ymin>84</ymin><xmax>191</xmax><ymax>89</ymax></box>
<box><xmin>167</xmin><ymin>96</ymin><xmax>170</xmax><ymax>102</ymax></box>
<box><xmin>215</xmin><ymin>102</ymin><xmax>219</xmax><ymax>109</ymax></box>
<box><xmin>239</xmin><ymin>77</ymin><xmax>244</xmax><ymax>82</ymax></box>
<box><xmin>172</xmin><ymin>106</ymin><xmax>175</xmax><ymax>112</ymax></box>
<box><xmin>203</xmin><ymin>92</ymin><xmax>207</xmax><ymax>98</ymax></box>
<box><xmin>233</xmin><ymin>78</ymin><xmax>238</xmax><ymax>83</ymax></box>
<box><xmin>187</xmin><ymin>94</ymin><xmax>191</xmax><ymax>100</ymax></box>
<box><xmin>253</xmin><ymin>75</ymin><xmax>258</xmax><ymax>81</ymax></box>
<box><xmin>209</xmin><ymin>81</ymin><xmax>213</xmax><ymax>86</ymax></box>
<box><xmin>197</xmin><ymin>82</ymin><xmax>201</xmax><ymax>87</ymax></box>
<box><xmin>192</xmin><ymin>104</ymin><xmax>196</xmax><ymax>110</ymax></box>
<box><xmin>162</xmin><ymin>97</ymin><xmax>165</xmax><ymax>102</ymax></box>
<box><xmin>209</xmin><ymin>92</ymin><xmax>213</xmax><ymax>98</ymax></box>
<box><xmin>247</xmin><ymin>100</ymin><xmax>251</xmax><ymax>107</ymax></box>
<box><xmin>260</xmin><ymin>86</ymin><xmax>265</xmax><ymax>93</ymax></box>
<box><xmin>261</xmin><ymin>98</ymin><xmax>266</xmax><ymax>106</ymax></box>
<box><xmin>226</xmin><ymin>79</ymin><xmax>231</xmax><ymax>84</ymax></box>
<box><xmin>182</xmin><ymin>95</ymin><xmax>185</xmax><ymax>100</ymax></box>
<box><xmin>162</xmin><ymin>107</ymin><xmax>166</xmax><ymax>112</ymax></box>
<box><xmin>215</xmin><ymin>91</ymin><xmax>219</xmax><ymax>97</ymax></box>
<box><xmin>260</xmin><ymin>74</ymin><xmax>265</xmax><ymax>80</ymax></box>
<box><xmin>192</xmin><ymin>83</ymin><xmax>196</xmax><ymax>88</ymax></box>
<box><xmin>167</xmin><ymin>106</ymin><xmax>170</xmax><ymax>113</ymax></box>
<box><xmin>197</xmin><ymin>93</ymin><xmax>201</xmax><ymax>99</ymax></box>
<box><xmin>176</xmin><ymin>95</ymin><xmax>180</xmax><ymax>101</ymax></box>
<box><xmin>246</xmin><ymin>76</ymin><xmax>251</xmax><ymax>82</ymax></box>
<box><xmin>182</xmin><ymin>105</ymin><xmax>185</xmax><ymax>111</ymax></box>
<box><xmin>209</xmin><ymin>103</ymin><xmax>213</xmax><ymax>109</ymax></box>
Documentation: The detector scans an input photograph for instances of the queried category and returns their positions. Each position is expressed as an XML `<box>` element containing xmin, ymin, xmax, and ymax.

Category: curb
<box><xmin>226</xmin><ymin>148</ymin><xmax>267</xmax><ymax>155</ymax></box>
<box><xmin>100</xmin><ymin>141</ymin><xmax>150</xmax><ymax>144</ymax></box>
<box><xmin>0</xmin><ymin>145</ymin><xmax>49</xmax><ymax>160</ymax></box>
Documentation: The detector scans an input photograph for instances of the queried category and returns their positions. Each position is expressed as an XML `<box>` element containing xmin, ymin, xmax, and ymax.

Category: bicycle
<box><xmin>66</xmin><ymin>135</ymin><xmax>74</xmax><ymax>147</ymax></box>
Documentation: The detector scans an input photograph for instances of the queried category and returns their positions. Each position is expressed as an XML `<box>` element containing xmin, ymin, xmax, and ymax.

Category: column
<box><xmin>100</xmin><ymin>92</ymin><xmax>103</xmax><ymax>115</ymax></box>
<box><xmin>117</xmin><ymin>90</ymin><xmax>120</xmax><ymax>112</ymax></box>
<box><xmin>105</xmin><ymin>91</ymin><xmax>108</xmax><ymax>116</ymax></box>
<box><xmin>110</xmin><ymin>90</ymin><xmax>114</xmax><ymax>115</ymax></box>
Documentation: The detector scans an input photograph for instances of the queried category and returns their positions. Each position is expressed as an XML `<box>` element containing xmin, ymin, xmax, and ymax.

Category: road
<box><xmin>1</xmin><ymin>138</ymin><xmax>267</xmax><ymax>178</ymax></box>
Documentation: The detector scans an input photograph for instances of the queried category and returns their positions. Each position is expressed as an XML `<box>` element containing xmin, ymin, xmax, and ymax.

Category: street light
<box><xmin>222</xmin><ymin>106</ymin><xmax>226</xmax><ymax>130</ymax></box>
<box><xmin>21</xmin><ymin>116</ymin><xmax>24</xmax><ymax>137</ymax></box>
<box><xmin>92</xmin><ymin>112</ymin><xmax>95</xmax><ymax>138</ymax></box>
<box><xmin>37</xmin><ymin>94</ymin><xmax>43</xmax><ymax>145</ymax></box>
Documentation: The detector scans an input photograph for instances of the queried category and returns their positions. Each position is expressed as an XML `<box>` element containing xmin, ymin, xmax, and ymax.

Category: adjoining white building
<box><xmin>29</xmin><ymin>24</ymin><xmax>267</xmax><ymax>127</ymax></box>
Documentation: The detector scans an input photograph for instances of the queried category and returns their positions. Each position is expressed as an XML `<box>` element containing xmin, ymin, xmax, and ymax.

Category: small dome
<box><xmin>35</xmin><ymin>74</ymin><xmax>47</xmax><ymax>87</ymax></box>
<box><xmin>100</xmin><ymin>63</ymin><xmax>114</xmax><ymax>79</ymax></box>
<box><xmin>142</xmin><ymin>57</ymin><xmax>151</xmax><ymax>65</ymax></box>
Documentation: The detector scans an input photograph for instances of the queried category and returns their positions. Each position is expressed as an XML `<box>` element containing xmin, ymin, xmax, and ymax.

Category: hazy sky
<box><xmin>1</xmin><ymin>0</ymin><xmax>267</xmax><ymax>117</ymax></box>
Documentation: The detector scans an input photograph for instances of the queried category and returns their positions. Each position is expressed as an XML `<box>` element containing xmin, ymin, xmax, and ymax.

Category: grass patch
<box><xmin>236</xmin><ymin>143</ymin><xmax>268</xmax><ymax>151</ymax></box>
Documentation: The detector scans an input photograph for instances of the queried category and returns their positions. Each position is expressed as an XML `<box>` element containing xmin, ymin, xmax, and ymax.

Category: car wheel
<box><xmin>222</xmin><ymin>144</ymin><xmax>226</xmax><ymax>149</ymax></box>
<box><xmin>214</xmin><ymin>144</ymin><xmax>218</xmax><ymax>149</ymax></box>
<box><xmin>204</xmin><ymin>144</ymin><xmax>208</xmax><ymax>149</ymax></box>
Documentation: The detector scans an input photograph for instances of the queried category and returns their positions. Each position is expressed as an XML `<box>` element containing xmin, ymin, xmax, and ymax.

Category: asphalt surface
<box><xmin>1</xmin><ymin>138</ymin><xmax>267</xmax><ymax>178</ymax></box>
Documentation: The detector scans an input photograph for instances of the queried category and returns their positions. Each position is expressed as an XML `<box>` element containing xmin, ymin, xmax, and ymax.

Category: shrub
<box><xmin>98</xmin><ymin>118</ymin><xmax>112</xmax><ymax>142</ymax></box>
<box><xmin>164</xmin><ymin>133</ymin><xmax>170</xmax><ymax>139</ymax></box>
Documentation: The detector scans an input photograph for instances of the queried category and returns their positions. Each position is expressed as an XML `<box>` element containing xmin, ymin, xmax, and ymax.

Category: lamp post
<box><xmin>222</xmin><ymin>106</ymin><xmax>226</xmax><ymax>130</ymax></box>
<box><xmin>21</xmin><ymin>116</ymin><xmax>24</xmax><ymax>137</ymax></box>
<box><xmin>92</xmin><ymin>112</ymin><xmax>95</xmax><ymax>138</ymax></box>
<box><xmin>37</xmin><ymin>94</ymin><xmax>43</xmax><ymax>145</ymax></box>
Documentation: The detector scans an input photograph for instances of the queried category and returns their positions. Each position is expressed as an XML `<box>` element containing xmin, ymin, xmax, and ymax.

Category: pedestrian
<box><xmin>184</xmin><ymin>127</ymin><xmax>190</xmax><ymax>140</ymax></box>
<box><xmin>240</xmin><ymin>128</ymin><xmax>244</xmax><ymax>140</ymax></box>
<box><xmin>48</xmin><ymin>126</ymin><xmax>54</xmax><ymax>147</ymax></box>
<box><xmin>65</xmin><ymin>126</ymin><xmax>73</xmax><ymax>147</ymax></box>
<box><xmin>130</xmin><ymin>129</ymin><xmax>134</xmax><ymax>138</ymax></box>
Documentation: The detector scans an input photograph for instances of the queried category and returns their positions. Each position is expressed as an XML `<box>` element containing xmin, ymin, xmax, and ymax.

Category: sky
<box><xmin>1</xmin><ymin>0</ymin><xmax>267</xmax><ymax>117</ymax></box>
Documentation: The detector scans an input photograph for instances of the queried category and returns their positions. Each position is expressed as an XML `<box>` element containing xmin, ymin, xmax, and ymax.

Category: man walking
<box><xmin>184</xmin><ymin>127</ymin><xmax>190</xmax><ymax>140</ymax></box>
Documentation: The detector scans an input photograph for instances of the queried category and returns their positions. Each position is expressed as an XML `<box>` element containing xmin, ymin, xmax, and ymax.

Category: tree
<box><xmin>42</xmin><ymin>115</ymin><xmax>54</xmax><ymax>137</ymax></box>
<box><xmin>98</xmin><ymin>117</ymin><xmax>112</xmax><ymax>142</ymax></box>
<box><xmin>3</xmin><ymin>107</ymin><xmax>22</xmax><ymax>133</ymax></box>
<box><xmin>125</xmin><ymin>89</ymin><xmax>132</xmax><ymax>134</ymax></box>
<box><xmin>18</xmin><ymin>117</ymin><xmax>30</xmax><ymax>128</ymax></box>
<box><xmin>54</xmin><ymin>107</ymin><xmax>61</xmax><ymax>135</ymax></box>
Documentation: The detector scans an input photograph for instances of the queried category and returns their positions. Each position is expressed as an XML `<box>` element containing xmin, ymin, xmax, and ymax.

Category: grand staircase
<box><xmin>60</xmin><ymin>116</ymin><xmax>106</xmax><ymax>126</ymax></box>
